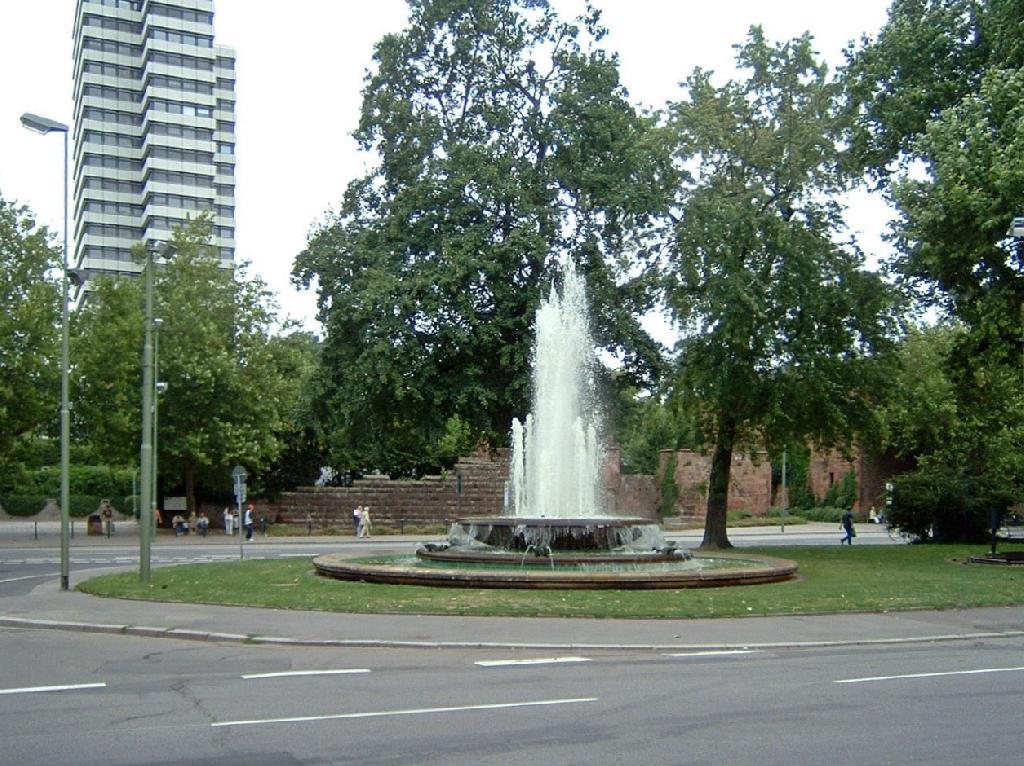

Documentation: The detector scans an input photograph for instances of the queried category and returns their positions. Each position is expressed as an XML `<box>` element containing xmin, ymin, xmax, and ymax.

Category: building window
<box><xmin>216</xmin><ymin>142</ymin><xmax>234</xmax><ymax>155</ymax></box>
<box><xmin>148</xmin><ymin>27</ymin><xmax>213</xmax><ymax>49</ymax></box>
<box><xmin>147</xmin><ymin>75</ymin><xmax>215</xmax><ymax>96</ymax></box>
<box><xmin>146</xmin><ymin>50</ymin><xmax>214</xmax><ymax>71</ymax></box>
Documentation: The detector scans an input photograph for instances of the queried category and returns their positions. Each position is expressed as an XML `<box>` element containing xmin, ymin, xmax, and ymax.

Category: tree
<box><xmin>844</xmin><ymin>0</ymin><xmax>1024</xmax><ymax>527</ymax></box>
<box><xmin>294</xmin><ymin>0</ymin><xmax>673</xmax><ymax>475</ymax></box>
<box><xmin>73</xmin><ymin>216</ymin><xmax>309</xmax><ymax>510</ymax></box>
<box><xmin>876</xmin><ymin>324</ymin><xmax>1024</xmax><ymax>541</ymax></box>
<box><xmin>0</xmin><ymin>193</ymin><xmax>59</xmax><ymax>466</ymax></box>
<box><xmin>664</xmin><ymin>29</ymin><xmax>899</xmax><ymax>548</ymax></box>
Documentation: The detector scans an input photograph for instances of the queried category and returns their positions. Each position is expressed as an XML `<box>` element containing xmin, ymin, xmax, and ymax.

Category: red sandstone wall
<box><xmin>257</xmin><ymin>445</ymin><xmax>658</xmax><ymax>529</ymax></box>
<box><xmin>658</xmin><ymin>449</ymin><xmax>772</xmax><ymax>518</ymax></box>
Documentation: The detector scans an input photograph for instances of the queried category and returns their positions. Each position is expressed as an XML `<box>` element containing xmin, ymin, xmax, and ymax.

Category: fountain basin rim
<box><xmin>417</xmin><ymin>546</ymin><xmax>688</xmax><ymax>566</ymax></box>
<box><xmin>455</xmin><ymin>516</ymin><xmax>657</xmax><ymax>527</ymax></box>
<box><xmin>313</xmin><ymin>552</ymin><xmax>798</xmax><ymax>590</ymax></box>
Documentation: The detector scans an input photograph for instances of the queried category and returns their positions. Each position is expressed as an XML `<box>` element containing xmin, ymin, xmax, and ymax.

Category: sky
<box><xmin>1</xmin><ymin>0</ymin><xmax>894</xmax><ymax>336</ymax></box>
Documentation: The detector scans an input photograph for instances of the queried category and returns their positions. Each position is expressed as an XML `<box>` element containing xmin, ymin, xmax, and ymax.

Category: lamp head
<box><xmin>20</xmin><ymin>112</ymin><xmax>68</xmax><ymax>135</ymax></box>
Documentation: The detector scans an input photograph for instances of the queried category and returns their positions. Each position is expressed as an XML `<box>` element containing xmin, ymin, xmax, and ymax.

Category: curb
<box><xmin>2</xmin><ymin>616</ymin><xmax>1022</xmax><ymax>652</ymax></box>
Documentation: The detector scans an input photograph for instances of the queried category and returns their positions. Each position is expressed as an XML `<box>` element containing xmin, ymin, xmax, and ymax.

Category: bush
<box><xmin>658</xmin><ymin>452</ymin><xmax>679</xmax><ymax>517</ymax></box>
<box><xmin>0</xmin><ymin>495</ymin><xmax>49</xmax><ymax>516</ymax></box>
<box><xmin>792</xmin><ymin>506</ymin><xmax>846</xmax><ymax>523</ymax></box>
<box><xmin>7</xmin><ymin>465</ymin><xmax>133</xmax><ymax>500</ymax></box>
<box><xmin>0</xmin><ymin>494</ymin><xmax>111</xmax><ymax>517</ymax></box>
<box><xmin>822</xmin><ymin>471</ymin><xmax>857</xmax><ymax>510</ymax></box>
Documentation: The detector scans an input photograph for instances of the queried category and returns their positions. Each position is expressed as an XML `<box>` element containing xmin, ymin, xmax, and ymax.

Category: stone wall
<box><xmin>807</xmin><ymin>448</ymin><xmax>914</xmax><ymax>517</ymax></box>
<box><xmin>256</xmin><ymin>445</ymin><xmax>658</xmax><ymax>529</ymax></box>
<box><xmin>657</xmin><ymin>449</ymin><xmax>773</xmax><ymax>518</ymax></box>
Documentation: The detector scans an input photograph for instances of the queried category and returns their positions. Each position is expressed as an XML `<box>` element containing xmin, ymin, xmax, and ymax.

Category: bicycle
<box><xmin>886</xmin><ymin>522</ymin><xmax>925</xmax><ymax>543</ymax></box>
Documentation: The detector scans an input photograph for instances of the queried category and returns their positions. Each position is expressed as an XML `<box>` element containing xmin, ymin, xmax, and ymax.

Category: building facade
<box><xmin>72</xmin><ymin>0</ymin><xmax>236</xmax><ymax>280</ymax></box>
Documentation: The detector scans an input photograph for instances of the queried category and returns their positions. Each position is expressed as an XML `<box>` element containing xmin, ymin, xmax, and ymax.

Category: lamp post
<box><xmin>20</xmin><ymin>112</ymin><xmax>71</xmax><ymax>591</ymax></box>
<box><xmin>152</xmin><ymin>317</ymin><xmax>164</xmax><ymax>535</ymax></box>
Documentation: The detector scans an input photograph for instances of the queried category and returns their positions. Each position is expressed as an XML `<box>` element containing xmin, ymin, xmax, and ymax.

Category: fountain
<box><xmin>315</xmin><ymin>261</ymin><xmax>797</xmax><ymax>589</ymax></box>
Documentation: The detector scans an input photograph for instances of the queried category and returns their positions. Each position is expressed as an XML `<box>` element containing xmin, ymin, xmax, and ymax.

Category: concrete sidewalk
<box><xmin>2</xmin><ymin>577</ymin><xmax>1022</xmax><ymax>652</ymax></box>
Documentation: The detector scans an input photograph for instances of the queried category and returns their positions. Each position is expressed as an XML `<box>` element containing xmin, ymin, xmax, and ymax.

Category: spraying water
<box><xmin>509</xmin><ymin>260</ymin><xmax>604</xmax><ymax>518</ymax></box>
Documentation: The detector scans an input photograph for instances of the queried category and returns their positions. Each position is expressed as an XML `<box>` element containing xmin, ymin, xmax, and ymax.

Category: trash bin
<box><xmin>87</xmin><ymin>514</ymin><xmax>103</xmax><ymax>536</ymax></box>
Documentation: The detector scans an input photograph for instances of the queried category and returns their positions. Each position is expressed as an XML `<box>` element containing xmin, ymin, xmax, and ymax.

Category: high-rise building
<box><xmin>72</xmin><ymin>0</ymin><xmax>236</xmax><ymax>282</ymax></box>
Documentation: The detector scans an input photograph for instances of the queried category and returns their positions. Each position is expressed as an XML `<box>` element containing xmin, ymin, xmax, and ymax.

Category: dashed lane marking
<box><xmin>0</xmin><ymin>682</ymin><xmax>107</xmax><ymax>696</ymax></box>
<box><xmin>243</xmin><ymin>669</ymin><xmax>371</xmax><ymax>679</ymax></box>
<box><xmin>836</xmin><ymin>666</ymin><xmax>1024</xmax><ymax>684</ymax></box>
<box><xmin>212</xmin><ymin>697</ymin><xmax>598</xmax><ymax>728</ymax></box>
<box><xmin>475</xmin><ymin>657</ymin><xmax>592</xmax><ymax>667</ymax></box>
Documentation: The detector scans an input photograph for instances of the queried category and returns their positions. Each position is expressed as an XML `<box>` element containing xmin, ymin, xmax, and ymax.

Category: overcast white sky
<box><xmin>1</xmin><ymin>0</ymin><xmax>893</xmax><ymax>335</ymax></box>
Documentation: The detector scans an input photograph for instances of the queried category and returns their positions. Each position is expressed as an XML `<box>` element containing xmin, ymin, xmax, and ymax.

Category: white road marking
<box><xmin>0</xmin><ymin>574</ymin><xmax>49</xmax><ymax>585</ymax></box>
<box><xmin>475</xmin><ymin>656</ymin><xmax>592</xmax><ymax>667</ymax></box>
<box><xmin>212</xmin><ymin>697</ymin><xmax>598</xmax><ymax>727</ymax></box>
<box><xmin>836</xmin><ymin>666</ymin><xmax>1024</xmax><ymax>684</ymax></box>
<box><xmin>0</xmin><ymin>682</ymin><xmax>107</xmax><ymax>696</ymax></box>
<box><xmin>664</xmin><ymin>650</ymin><xmax>761</xmax><ymax>658</ymax></box>
<box><xmin>243</xmin><ymin>669</ymin><xmax>371</xmax><ymax>679</ymax></box>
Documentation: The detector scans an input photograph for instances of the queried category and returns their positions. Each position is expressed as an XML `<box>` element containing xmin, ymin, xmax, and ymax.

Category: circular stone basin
<box><xmin>443</xmin><ymin>516</ymin><xmax>674</xmax><ymax>556</ymax></box>
<box><xmin>313</xmin><ymin>551</ymin><xmax>798</xmax><ymax>590</ymax></box>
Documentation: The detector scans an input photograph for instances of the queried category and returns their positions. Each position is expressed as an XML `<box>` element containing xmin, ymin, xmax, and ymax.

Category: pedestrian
<box><xmin>358</xmin><ymin>506</ymin><xmax>372</xmax><ymax>538</ymax></box>
<box><xmin>196</xmin><ymin>512</ymin><xmax>209</xmax><ymax>537</ymax></box>
<box><xmin>154</xmin><ymin>507</ymin><xmax>163</xmax><ymax>529</ymax></box>
<box><xmin>840</xmin><ymin>509</ymin><xmax>855</xmax><ymax>545</ymax></box>
<box><xmin>172</xmin><ymin>513</ymin><xmax>186</xmax><ymax>536</ymax></box>
<box><xmin>244</xmin><ymin>503</ymin><xmax>254</xmax><ymax>541</ymax></box>
<box><xmin>353</xmin><ymin>505</ymin><xmax>362</xmax><ymax>535</ymax></box>
<box><xmin>100</xmin><ymin>500</ymin><xmax>114</xmax><ymax>536</ymax></box>
<box><xmin>188</xmin><ymin>510</ymin><xmax>197</xmax><ymax>535</ymax></box>
<box><xmin>223</xmin><ymin>507</ymin><xmax>233</xmax><ymax>536</ymax></box>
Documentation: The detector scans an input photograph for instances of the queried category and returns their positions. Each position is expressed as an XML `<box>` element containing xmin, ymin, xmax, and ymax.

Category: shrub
<box><xmin>658</xmin><ymin>452</ymin><xmax>679</xmax><ymax>517</ymax></box>
<box><xmin>822</xmin><ymin>471</ymin><xmax>857</xmax><ymax>510</ymax></box>
<box><xmin>0</xmin><ymin>495</ymin><xmax>49</xmax><ymax>516</ymax></box>
<box><xmin>792</xmin><ymin>506</ymin><xmax>846</xmax><ymax>523</ymax></box>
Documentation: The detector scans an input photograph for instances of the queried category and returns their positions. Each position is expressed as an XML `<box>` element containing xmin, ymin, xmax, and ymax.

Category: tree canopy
<box><xmin>294</xmin><ymin>0</ymin><xmax>672</xmax><ymax>475</ymax></box>
<box><xmin>0</xmin><ymin>193</ymin><xmax>59</xmax><ymax>462</ymax></box>
<box><xmin>72</xmin><ymin>216</ymin><xmax>311</xmax><ymax>510</ymax></box>
<box><xmin>664</xmin><ymin>29</ymin><xmax>900</xmax><ymax>548</ymax></box>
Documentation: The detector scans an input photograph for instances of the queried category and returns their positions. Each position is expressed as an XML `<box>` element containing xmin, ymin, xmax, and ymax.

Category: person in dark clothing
<box><xmin>840</xmin><ymin>509</ymin><xmax>855</xmax><ymax>544</ymax></box>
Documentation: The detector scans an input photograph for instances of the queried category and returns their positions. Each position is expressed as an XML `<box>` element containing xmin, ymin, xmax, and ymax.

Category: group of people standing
<box><xmin>352</xmin><ymin>505</ymin><xmax>373</xmax><ymax>537</ymax></box>
<box><xmin>221</xmin><ymin>504</ymin><xmax>255</xmax><ymax>540</ymax></box>
<box><xmin>170</xmin><ymin>511</ymin><xmax>209</xmax><ymax>537</ymax></box>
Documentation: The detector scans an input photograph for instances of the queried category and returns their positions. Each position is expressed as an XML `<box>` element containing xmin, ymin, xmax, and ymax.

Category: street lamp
<box><xmin>20</xmin><ymin>112</ymin><xmax>71</xmax><ymax>591</ymax></box>
<box><xmin>152</xmin><ymin>317</ymin><xmax>164</xmax><ymax>539</ymax></box>
<box><xmin>139</xmin><ymin>241</ymin><xmax>172</xmax><ymax>582</ymax></box>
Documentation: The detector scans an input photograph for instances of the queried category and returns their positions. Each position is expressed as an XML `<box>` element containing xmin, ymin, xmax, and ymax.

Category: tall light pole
<box><xmin>21</xmin><ymin>112</ymin><xmax>71</xmax><ymax>591</ymax></box>
<box><xmin>139</xmin><ymin>242</ymin><xmax>173</xmax><ymax>582</ymax></box>
<box><xmin>152</xmin><ymin>317</ymin><xmax>164</xmax><ymax>535</ymax></box>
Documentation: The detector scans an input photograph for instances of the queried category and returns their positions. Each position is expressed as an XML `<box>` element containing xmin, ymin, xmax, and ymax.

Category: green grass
<box><xmin>76</xmin><ymin>543</ymin><xmax>1024</xmax><ymax>619</ymax></box>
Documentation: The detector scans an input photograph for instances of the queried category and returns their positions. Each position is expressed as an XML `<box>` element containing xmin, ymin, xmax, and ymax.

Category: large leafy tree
<box><xmin>664</xmin><ymin>30</ymin><xmax>899</xmax><ymax>548</ymax></box>
<box><xmin>0</xmin><ymin>193</ymin><xmax>59</xmax><ymax>464</ymax></box>
<box><xmin>73</xmin><ymin>216</ymin><xmax>308</xmax><ymax>510</ymax></box>
<box><xmin>844</xmin><ymin>0</ymin><xmax>1024</xmax><ymax>524</ymax></box>
<box><xmin>294</xmin><ymin>0</ymin><xmax>672</xmax><ymax>475</ymax></box>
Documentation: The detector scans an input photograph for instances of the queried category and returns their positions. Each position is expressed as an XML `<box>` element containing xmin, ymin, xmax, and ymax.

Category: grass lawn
<box><xmin>76</xmin><ymin>543</ymin><xmax>1024</xmax><ymax>619</ymax></box>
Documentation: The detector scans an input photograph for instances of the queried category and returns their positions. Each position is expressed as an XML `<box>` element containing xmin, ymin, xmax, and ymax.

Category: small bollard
<box><xmin>34</xmin><ymin>521</ymin><xmax>38</xmax><ymax>540</ymax></box>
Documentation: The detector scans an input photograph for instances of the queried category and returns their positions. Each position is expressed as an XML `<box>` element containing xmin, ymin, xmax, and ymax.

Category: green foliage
<box><xmin>294</xmin><ymin>0</ymin><xmax>671</xmax><ymax>475</ymax></box>
<box><xmin>72</xmin><ymin>216</ymin><xmax>306</xmax><ymax>508</ymax></box>
<box><xmin>0</xmin><ymin>494</ymin><xmax>109</xmax><ymax>518</ymax></box>
<box><xmin>658</xmin><ymin>451</ymin><xmax>679</xmax><ymax>517</ymax></box>
<box><xmin>844</xmin><ymin>1</ymin><xmax>1024</xmax><ymax>537</ymax></box>
<box><xmin>612</xmin><ymin>385</ymin><xmax>696</xmax><ymax>475</ymax></box>
<box><xmin>822</xmin><ymin>470</ymin><xmax>857</xmax><ymax>510</ymax></box>
<box><xmin>664</xmin><ymin>29</ymin><xmax>900</xmax><ymax>547</ymax></box>
<box><xmin>792</xmin><ymin>506</ymin><xmax>846</xmax><ymax>523</ymax></box>
<box><xmin>0</xmin><ymin>193</ymin><xmax>60</xmax><ymax>459</ymax></box>
<box><xmin>0</xmin><ymin>495</ymin><xmax>48</xmax><ymax>516</ymax></box>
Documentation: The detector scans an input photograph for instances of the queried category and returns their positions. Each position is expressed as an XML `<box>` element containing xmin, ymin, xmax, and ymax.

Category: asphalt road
<box><xmin>3</xmin><ymin>522</ymin><xmax>1018</xmax><ymax>764</ymax></box>
<box><xmin>2</xmin><ymin>627</ymin><xmax>1021</xmax><ymax>765</ymax></box>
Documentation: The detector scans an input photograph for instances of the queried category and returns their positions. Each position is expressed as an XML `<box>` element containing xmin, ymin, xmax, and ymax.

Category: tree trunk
<box><xmin>184</xmin><ymin>457</ymin><xmax>195</xmax><ymax>515</ymax></box>
<box><xmin>701</xmin><ymin>423</ymin><xmax>736</xmax><ymax>550</ymax></box>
